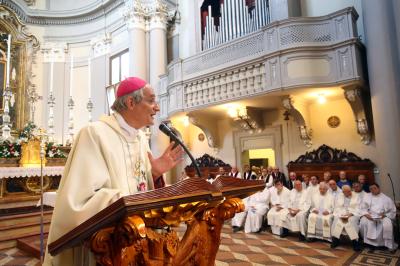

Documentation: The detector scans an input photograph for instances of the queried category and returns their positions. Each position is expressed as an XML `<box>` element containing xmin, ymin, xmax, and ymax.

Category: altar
<box><xmin>0</xmin><ymin>166</ymin><xmax>63</xmax><ymax>198</ymax></box>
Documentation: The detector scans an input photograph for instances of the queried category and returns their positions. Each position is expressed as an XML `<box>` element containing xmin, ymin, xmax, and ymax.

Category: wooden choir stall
<box><xmin>48</xmin><ymin>177</ymin><xmax>264</xmax><ymax>266</ymax></box>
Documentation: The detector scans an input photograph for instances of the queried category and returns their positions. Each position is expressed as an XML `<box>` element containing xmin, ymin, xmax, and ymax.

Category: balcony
<box><xmin>158</xmin><ymin>7</ymin><xmax>365</xmax><ymax>120</ymax></box>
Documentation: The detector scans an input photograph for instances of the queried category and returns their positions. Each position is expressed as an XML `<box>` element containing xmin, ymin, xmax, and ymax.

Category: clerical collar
<box><xmin>114</xmin><ymin>112</ymin><xmax>139</xmax><ymax>139</ymax></box>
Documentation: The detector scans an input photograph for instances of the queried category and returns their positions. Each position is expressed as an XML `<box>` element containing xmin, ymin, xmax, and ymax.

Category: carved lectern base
<box><xmin>90</xmin><ymin>198</ymin><xmax>244</xmax><ymax>266</ymax></box>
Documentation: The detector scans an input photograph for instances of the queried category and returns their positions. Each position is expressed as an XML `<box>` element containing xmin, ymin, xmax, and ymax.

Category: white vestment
<box><xmin>267</xmin><ymin>187</ymin><xmax>291</xmax><ymax>235</ymax></box>
<box><xmin>331</xmin><ymin>193</ymin><xmax>360</xmax><ymax>240</ymax></box>
<box><xmin>282</xmin><ymin>189</ymin><xmax>310</xmax><ymax>236</ymax></box>
<box><xmin>231</xmin><ymin>187</ymin><xmax>270</xmax><ymax>233</ymax></box>
<box><xmin>306</xmin><ymin>184</ymin><xmax>319</xmax><ymax>199</ymax></box>
<box><xmin>360</xmin><ymin>193</ymin><xmax>398</xmax><ymax>250</ymax></box>
<box><xmin>354</xmin><ymin>191</ymin><xmax>367</xmax><ymax>203</ymax></box>
<box><xmin>44</xmin><ymin>114</ymin><xmax>155</xmax><ymax>266</ymax></box>
<box><xmin>328</xmin><ymin>187</ymin><xmax>342</xmax><ymax>208</ymax></box>
<box><xmin>307</xmin><ymin>193</ymin><xmax>334</xmax><ymax>241</ymax></box>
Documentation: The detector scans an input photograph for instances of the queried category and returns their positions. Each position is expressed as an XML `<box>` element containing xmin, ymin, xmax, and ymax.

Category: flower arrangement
<box><xmin>0</xmin><ymin>140</ymin><xmax>21</xmax><ymax>158</ymax></box>
<box><xmin>46</xmin><ymin>142</ymin><xmax>66</xmax><ymax>158</ymax></box>
<box><xmin>0</xmin><ymin>122</ymin><xmax>66</xmax><ymax>159</ymax></box>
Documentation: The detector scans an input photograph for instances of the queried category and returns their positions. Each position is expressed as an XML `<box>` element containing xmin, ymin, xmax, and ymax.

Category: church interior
<box><xmin>0</xmin><ymin>0</ymin><xmax>399</xmax><ymax>265</ymax></box>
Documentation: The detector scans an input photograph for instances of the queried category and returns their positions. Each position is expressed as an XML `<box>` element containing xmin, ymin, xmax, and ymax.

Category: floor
<box><xmin>0</xmin><ymin>224</ymin><xmax>399</xmax><ymax>266</ymax></box>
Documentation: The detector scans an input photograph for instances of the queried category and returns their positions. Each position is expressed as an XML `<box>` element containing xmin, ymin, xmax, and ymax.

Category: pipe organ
<box><xmin>201</xmin><ymin>0</ymin><xmax>270</xmax><ymax>50</ymax></box>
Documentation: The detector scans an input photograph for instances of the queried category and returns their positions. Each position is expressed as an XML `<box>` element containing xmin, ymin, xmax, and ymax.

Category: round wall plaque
<box><xmin>327</xmin><ymin>116</ymin><xmax>340</xmax><ymax>128</ymax></box>
<box><xmin>198</xmin><ymin>133</ymin><xmax>205</xmax><ymax>142</ymax></box>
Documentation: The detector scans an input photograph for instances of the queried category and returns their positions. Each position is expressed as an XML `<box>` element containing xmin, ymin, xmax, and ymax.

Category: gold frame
<box><xmin>0</xmin><ymin>5</ymin><xmax>39</xmax><ymax>132</ymax></box>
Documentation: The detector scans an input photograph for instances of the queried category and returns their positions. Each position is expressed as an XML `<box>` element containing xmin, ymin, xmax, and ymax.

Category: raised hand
<box><xmin>148</xmin><ymin>142</ymin><xmax>184</xmax><ymax>178</ymax></box>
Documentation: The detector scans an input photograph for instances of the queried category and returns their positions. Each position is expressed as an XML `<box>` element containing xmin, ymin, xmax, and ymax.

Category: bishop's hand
<box><xmin>148</xmin><ymin>142</ymin><xmax>184</xmax><ymax>178</ymax></box>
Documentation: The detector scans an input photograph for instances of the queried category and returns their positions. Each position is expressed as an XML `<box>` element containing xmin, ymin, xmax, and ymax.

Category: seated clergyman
<box><xmin>328</xmin><ymin>179</ymin><xmax>342</xmax><ymax>208</ymax></box>
<box><xmin>282</xmin><ymin>180</ymin><xmax>310</xmax><ymax>241</ymax></box>
<box><xmin>331</xmin><ymin>185</ymin><xmax>361</xmax><ymax>251</ymax></box>
<box><xmin>359</xmin><ymin>183</ymin><xmax>398</xmax><ymax>252</ymax></box>
<box><xmin>306</xmin><ymin>175</ymin><xmax>320</xmax><ymax>198</ymax></box>
<box><xmin>231</xmin><ymin>186</ymin><xmax>270</xmax><ymax>233</ymax></box>
<box><xmin>307</xmin><ymin>182</ymin><xmax>334</xmax><ymax>242</ymax></box>
<box><xmin>267</xmin><ymin>180</ymin><xmax>291</xmax><ymax>236</ymax></box>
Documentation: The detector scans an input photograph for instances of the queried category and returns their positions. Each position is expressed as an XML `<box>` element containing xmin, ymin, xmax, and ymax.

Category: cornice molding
<box><xmin>0</xmin><ymin>0</ymin><xmax>124</xmax><ymax>25</ymax></box>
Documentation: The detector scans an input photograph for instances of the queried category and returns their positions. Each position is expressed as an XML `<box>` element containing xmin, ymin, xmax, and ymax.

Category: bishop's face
<box><xmin>129</xmin><ymin>85</ymin><xmax>160</xmax><ymax>128</ymax></box>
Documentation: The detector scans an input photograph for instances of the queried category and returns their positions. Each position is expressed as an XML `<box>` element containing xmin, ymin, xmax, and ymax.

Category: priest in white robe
<box><xmin>331</xmin><ymin>185</ymin><xmax>361</xmax><ymax>251</ymax></box>
<box><xmin>231</xmin><ymin>186</ymin><xmax>270</xmax><ymax>233</ymax></box>
<box><xmin>282</xmin><ymin>180</ymin><xmax>310</xmax><ymax>241</ymax></box>
<box><xmin>307</xmin><ymin>182</ymin><xmax>334</xmax><ymax>242</ymax></box>
<box><xmin>44</xmin><ymin>77</ymin><xmax>184</xmax><ymax>266</ymax></box>
<box><xmin>328</xmin><ymin>179</ymin><xmax>342</xmax><ymax>208</ymax></box>
<box><xmin>267</xmin><ymin>180</ymin><xmax>291</xmax><ymax>236</ymax></box>
<box><xmin>352</xmin><ymin>181</ymin><xmax>367</xmax><ymax>203</ymax></box>
<box><xmin>360</xmin><ymin>183</ymin><xmax>398</xmax><ymax>252</ymax></box>
<box><xmin>306</xmin><ymin>175</ymin><xmax>320</xmax><ymax>199</ymax></box>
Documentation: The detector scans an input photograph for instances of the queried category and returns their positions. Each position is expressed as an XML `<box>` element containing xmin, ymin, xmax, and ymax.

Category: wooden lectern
<box><xmin>48</xmin><ymin>177</ymin><xmax>265</xmax><ymax>265</ymax></box>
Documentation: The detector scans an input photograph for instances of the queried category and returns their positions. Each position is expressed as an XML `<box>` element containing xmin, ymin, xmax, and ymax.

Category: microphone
<box><xmin>159</xmin><ymin>123</ymin><xmax>202</xmax><ymax>178</ymax></box>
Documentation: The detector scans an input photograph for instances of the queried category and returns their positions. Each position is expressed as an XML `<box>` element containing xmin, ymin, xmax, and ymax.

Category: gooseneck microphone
<box><xmin>159</xmin><ymin>123</ymin><xmax>202</xmax><ymax>178</ymax></box>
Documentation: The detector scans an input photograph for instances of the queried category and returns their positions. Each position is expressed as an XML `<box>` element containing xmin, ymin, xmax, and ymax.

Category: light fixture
<box><xmin>183</xmin><ymin>116</ymin><xmax>190</xmax><ymax>127</ymax></box>
<box><xmin>227</xmin><ymin>108</ymin><xmax>238</xmax><ymax>118</ymax></box>
<box><xmin>317</xmin><ymin>94</ymin><xmax>326</xmax><ymax>104</ymax></box>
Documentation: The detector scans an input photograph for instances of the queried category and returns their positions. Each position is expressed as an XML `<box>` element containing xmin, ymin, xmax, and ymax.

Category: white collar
<box><xmin>114</xmin><ymin>112</ymin><xmax>140</xmax><ymax>139</ymax></box>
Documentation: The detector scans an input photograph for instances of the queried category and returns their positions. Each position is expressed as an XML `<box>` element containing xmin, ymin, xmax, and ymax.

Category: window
<box><xmin>110</xmin><ymin>49</ymin><xmax>129</xmax><ymax>85</ymax></box>
<box><xmin>107</xmin><ymin>50</ymin><xmax>129</xmax><ymax>114</ymax></box>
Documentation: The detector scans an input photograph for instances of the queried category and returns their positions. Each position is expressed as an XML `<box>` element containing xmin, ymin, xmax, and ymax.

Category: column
<box><xmin>148</xmin><ymin>0</ymin><xmax>168</xmax><ymax>88</ymax></box>
<box><xmin>123</xmin><ymin>1</ymin><xmax>148</xmax><ymax>80</ymax></box>
<box><xmin>362</xmin><ymin>0</ymin><xmax>400</xmax><ymax>199</ymax></box>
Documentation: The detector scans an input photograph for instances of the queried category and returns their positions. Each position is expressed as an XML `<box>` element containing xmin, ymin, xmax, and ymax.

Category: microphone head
<box><xmin>159</xmin><ymin>123</ymin><xmax>171</xmax><ymax>135</ymax></box>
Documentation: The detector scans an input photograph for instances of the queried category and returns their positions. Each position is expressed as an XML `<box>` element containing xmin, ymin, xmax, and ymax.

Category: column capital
<box><xmin>41</xmin><ymin>42</ymin><xmax>68</xmax><ymax>62</ymax></box>
<box><xmin>148</xmin><ymin>0</ymin><xmax>168</xmax><ymax>31</ymax></box>
<box><xmin>123</xmin><ymin>0</ymin><xmax>147</xmax><ymax>31</ymax></box>
<box><xmin>90</xmin><ymin>33</ymin><xmax>112</xmax><ymax>58</ymax></box>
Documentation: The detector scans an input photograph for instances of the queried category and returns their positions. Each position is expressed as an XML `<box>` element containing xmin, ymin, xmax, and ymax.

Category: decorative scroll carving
<box><xmin>343</xmin><ymin>86</ymin><xmax>372</xmax><ymax>145</ymax></box>
<box><xmin>122</xmin><ymin>0</ymin><xmax>146</xmax><ymax>30</ymax></box>
<box><xmin>188</xmin><ymin>153</ymin><xmax>230</xmax><ymax>168</ymax></box>
<box><xmin>290</xmin><ymin>144</ymin><xmax>371</xmax><ymax>164</ymax></box>
<box><xmin>90</xmin><ymin>197</ymin><xmax>245</xmax><ymax>265</ymax></box>
<box><xmin>282</xmin><ymin>97</ymin><xmax>312</xmax><ymax>148</ymax></box>
<box><xmin>188</xmin><ymin>115</ymin><xmax>219</xmax><ymax>148</ymax></box>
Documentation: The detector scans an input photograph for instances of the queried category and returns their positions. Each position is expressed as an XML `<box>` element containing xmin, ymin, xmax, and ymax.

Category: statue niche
<box><xmin>0</xmin><ymin>4</ymin><xmax>39</xmax><ymax>132</ymax></box>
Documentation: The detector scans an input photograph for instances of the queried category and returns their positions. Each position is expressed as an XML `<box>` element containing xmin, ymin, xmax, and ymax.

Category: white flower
<box><xmin>48</xmin><ymin>151</ymin><xmax>54</xmax><ymax>158</ymax></box>
<box><xmin>13</xmin><ymin>151</ymin><xmax>19</xmax><ymax>157</ymax></box>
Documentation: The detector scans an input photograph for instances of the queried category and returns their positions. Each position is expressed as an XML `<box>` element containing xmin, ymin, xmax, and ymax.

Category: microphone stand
<box><xmin>387</xmin><ymin>173</ymin><xmax>399</xmax><ymax>241</ymax></box>
<box><xmin>159</xmin><ymin>123</ymin><xmax>202</xmax><ymax>178</ymax></box>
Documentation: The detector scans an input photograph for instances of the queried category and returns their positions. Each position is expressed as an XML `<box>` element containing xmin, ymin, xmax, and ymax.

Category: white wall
<box><xmin>300</xmin><ymin>0</ymin><xmax>365</xmax><ymax>42</ymax></box>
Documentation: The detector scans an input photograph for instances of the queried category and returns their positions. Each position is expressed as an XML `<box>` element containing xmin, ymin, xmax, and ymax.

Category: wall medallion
<box><xmin>327</xmin><ymin>116</ymin><xmax>340</xmax><ymax>128</ymax></box>
<box><xmin>198</xmin><ymin>133</ymin><xmax>205</xmax><ymax>142</ymax></box>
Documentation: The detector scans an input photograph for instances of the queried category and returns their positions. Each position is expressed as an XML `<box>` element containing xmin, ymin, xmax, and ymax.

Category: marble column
<box><xmin>362</xmin><ymin>0</ymin><xmax>400</xmax><ymax>199</ymax></box>
<box><xmin>148</xmin><ymin>0</ymin><xmax>168</xmax><ymax>88</ymax></box>
<box><xmin>123</xmin><ymin>1</ymin><xmax>148</xmax><ymax>81</ymax></box>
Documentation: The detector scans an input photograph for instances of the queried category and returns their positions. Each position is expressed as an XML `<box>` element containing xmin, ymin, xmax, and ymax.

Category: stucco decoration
<box><xmin>282</xmin><ymin>97</ymin><xmax>312</xmax><ymax>148</ymax></box>
<box><xmin>343</xmin><ymin>86</ymin><xmax>372</xmax><ymax>145</ymax></box>
<box><xmin>188</xmin><ymin>115</ymin><xmax>218</xmax><ymax>149</ymax></box>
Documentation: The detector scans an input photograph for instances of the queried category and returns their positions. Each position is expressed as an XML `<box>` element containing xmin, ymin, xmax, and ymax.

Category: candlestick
<box><xmin>50</xmin><ymin>59</ymin><xmax>54</xmax><ymax>93</ymax></box>
<box><xmin>69</xmin><ymin>55</ymin><xmax>73</xmax><ymax>97</ymax></box>
<box><xmin>6</xmin><ymin>34</ymin><xmax>11</xmax><ymax>86</ymax></box>
<box><xmin>88</xmin><ymin>57</ymin><xmax>91</xmax><ymax>98</ymax></box>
